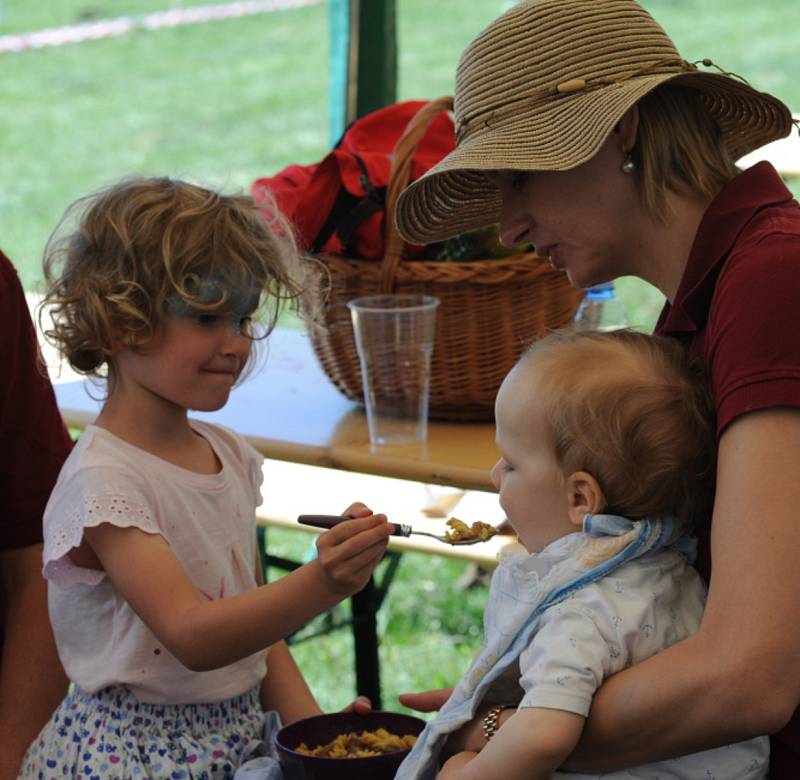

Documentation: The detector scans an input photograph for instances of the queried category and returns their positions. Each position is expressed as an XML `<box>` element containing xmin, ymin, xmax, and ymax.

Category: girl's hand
<box><xmin>341</xmin><ymin>502</ymin><xmax>374</xmax><ymax>521</ymax></box>
<box><xmin>340</xmin><ymin>695</ymin><xmax>372</xmax><ymax>715</ymax></box>
<box><xmin>314</xmin><ymin>502</ymin><xmax>393</xmax><ymax>595</ymax></box>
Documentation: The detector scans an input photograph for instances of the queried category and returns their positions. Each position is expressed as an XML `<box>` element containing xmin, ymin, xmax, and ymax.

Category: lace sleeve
<box><xmin>43</xmin><ymin>469</ymin><xmax>162</xmax><ymax>589</ymax></box>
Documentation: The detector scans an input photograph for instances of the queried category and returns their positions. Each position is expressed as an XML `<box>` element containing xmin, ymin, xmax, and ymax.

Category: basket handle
<box><xmin>379</xmin><ymin>95</ymin><xmax>455</xmax><ymax>293</ymax></box>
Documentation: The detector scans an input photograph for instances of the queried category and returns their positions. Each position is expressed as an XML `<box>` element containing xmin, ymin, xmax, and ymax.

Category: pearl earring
<box><xmin>621</xmin><ymin>155</ymin><xmax>636</xmax><ymax>174</ymax></box>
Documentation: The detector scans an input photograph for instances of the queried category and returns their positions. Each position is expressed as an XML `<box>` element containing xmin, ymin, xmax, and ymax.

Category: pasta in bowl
<box><xmin>275</xmin><ymin>711</ymin><xmax>425</xmax><ymax>779</ymax></box>
<box><xmin>296</xmin><ymin>727</ymin><xmax>417</xmax><ymax>758</ymax></box>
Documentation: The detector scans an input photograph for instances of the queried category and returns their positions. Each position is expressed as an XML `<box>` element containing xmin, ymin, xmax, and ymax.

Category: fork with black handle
<box><xmin>297</xmin><ymin>514</ymin><xmax>492</xmax><ymax>546</ymax></box>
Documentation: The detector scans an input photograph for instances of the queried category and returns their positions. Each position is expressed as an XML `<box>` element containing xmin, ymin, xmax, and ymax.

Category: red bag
<box><xmin>251</xmin><ymin>101</ymin><xmax>455</xmax><ymax>259</ymax></box>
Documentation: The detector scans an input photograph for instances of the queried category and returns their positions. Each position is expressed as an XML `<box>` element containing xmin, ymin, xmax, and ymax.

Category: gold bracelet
<box><xmin>482</xmin><ymin>703</ymin><xmax>515</xmax><ymax>742</ymax></box>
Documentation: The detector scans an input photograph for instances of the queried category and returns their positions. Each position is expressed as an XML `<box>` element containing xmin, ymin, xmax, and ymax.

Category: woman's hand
<box><xmin>314</xmin><ymin>502</ymin><xmax>393</xmax><ymax>596</ymax></box>
<box><xmin>399</xmin><ymin>688</ymin><xmax>453</xmax><ymax>713</ymax></box>
<box><xmin>399</xmin><ymin>689</ymin><xmax>509</xmax><ymax>758</ymax></box>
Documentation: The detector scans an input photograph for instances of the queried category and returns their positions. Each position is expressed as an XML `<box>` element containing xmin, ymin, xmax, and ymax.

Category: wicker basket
<box><xmin>308</xmin><ymin>96</ymin><xmax>584</xmax><ymax>420</ymax></box>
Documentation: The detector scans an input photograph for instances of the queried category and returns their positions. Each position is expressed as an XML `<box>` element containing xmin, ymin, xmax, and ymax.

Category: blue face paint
<box><xmin>165</xmin><ymin>274</ymin><xmax>261</xmax><ymax>333</ymax></box>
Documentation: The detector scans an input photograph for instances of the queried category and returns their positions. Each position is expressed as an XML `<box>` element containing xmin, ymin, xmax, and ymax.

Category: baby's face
<box><xmin>492</xmin><ymin>363</ymin><xmax>577</xmax><ymax>553</ymax></box>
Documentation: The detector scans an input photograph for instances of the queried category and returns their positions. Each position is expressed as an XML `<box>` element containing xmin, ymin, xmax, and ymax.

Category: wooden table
<box><xmin>56</xmin><ymin>329</ymin><xmax>499</xmax><ymax>491</ymax></box>
<box><xmin>54</xmin><ymin>327</ymin><xmax>509</xmax><ymax>706</ymax></box>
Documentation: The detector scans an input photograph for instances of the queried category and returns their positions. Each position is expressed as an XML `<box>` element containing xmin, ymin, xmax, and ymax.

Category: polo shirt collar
<box><xmin>656</xmin><ymin>162</ymin><xmax>795</xmax><ymax>335</ymax></box>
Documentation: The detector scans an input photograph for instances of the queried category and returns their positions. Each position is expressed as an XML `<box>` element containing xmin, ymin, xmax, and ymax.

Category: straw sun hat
<box><xmin>395</xmin><ymin>0</ymin><xmax>795</xmax><ymax>244</ymax></box>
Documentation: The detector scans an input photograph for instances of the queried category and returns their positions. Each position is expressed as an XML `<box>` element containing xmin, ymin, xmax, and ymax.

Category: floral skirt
<box><xmin>19</xmin><ymin>684</ymin><xmax>270</xmax><ymax>780</ymax></box>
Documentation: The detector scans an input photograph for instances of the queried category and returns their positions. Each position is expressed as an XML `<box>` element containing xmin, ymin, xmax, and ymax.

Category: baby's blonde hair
<box><xmin>41</xmin><ymin>176</ymin><xmax>314</xmax><ymax>378</ymax></box>
<box><xmin>520</xmin><ymin>329</ymin><xmax>716</xmax><ymax>526</ymax></box>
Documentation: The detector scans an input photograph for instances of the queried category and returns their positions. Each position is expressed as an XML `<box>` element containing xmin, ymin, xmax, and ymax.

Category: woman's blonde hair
<box><xmin>522</xmin><ymin>329</ymin><xmax>716</xmax><ymax>526</ymax></box>
<box><xmin>41</xmin><ymin>176</ymin><xmax>315</xmax><ymax>378</ymax></box>
<box><xmin>633</xmin><ymin>84</ymin><xmax>740</xmax><ymax>218</ymax></box>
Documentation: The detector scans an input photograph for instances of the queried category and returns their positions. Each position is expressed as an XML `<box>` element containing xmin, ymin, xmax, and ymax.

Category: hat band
<box><xmin>455</xmin><ymin>57</ymin><xmax>747</xmax><ymax>144</ymax></box>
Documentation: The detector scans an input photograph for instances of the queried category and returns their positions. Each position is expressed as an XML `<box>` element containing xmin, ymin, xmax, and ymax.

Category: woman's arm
<box><xmin>566</xmin><ymin>408</ymin><xmax>800</xmax><ymax>770</ymax></box>
<box><xmin>84</xmin><ymin>505</ymin><xmax>393</xmax><ymax>671</ymax></box>
<box><xmin>0</xmin><ymin>544</ymin><xmax>69</xmax><ymax>780</ymax></box>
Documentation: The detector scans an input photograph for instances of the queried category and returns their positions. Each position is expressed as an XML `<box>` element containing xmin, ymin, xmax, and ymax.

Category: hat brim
<box><xmin>396</xmin><ymin>71</ymin><xmax>794</xmax><ymax>244</ymax></box>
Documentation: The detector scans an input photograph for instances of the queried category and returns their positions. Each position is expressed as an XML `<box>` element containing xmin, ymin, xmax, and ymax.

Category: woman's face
<box><xmin>493</xmin><ymin>133</ymin><xmax>644</xmax><ymax>289</ymax></box>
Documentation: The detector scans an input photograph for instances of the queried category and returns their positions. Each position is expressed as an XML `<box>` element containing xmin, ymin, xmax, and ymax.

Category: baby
<box><xmin>398</xmin><ymin>328</ymin><xmax>769</xmax><ymax>779</ymax></box>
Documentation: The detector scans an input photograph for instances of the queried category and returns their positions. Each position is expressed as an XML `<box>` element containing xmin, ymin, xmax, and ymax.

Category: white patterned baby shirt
<box><xmin>398</xmin><ymin>521</ymin><xmax>769</xmax><ymax>779</ymax></box>
<box><xmin>486</xmin><ymin>535</ymin><xmax>767</xmax><ymax>778</ymax></box>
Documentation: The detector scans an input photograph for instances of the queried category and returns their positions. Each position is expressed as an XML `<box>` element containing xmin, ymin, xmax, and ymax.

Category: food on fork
<box><xmin>444</xmin><ymin>517</ymin><xmax>498</xmax><ymax>543</ymax></box>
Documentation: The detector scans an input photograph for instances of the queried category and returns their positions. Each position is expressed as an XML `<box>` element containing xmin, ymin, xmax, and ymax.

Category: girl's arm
<box><xmin>437</xmin><ymin>708</ymin><xmax>584</xmax><ymax>780</ymax></box>
<box><xmin>252</xmin><ymin>541</ymin><xmax>321</xmax><ymax>723</ymax></box>
<box><xmin>566</xmin><ymin>408</ymin><xmax>800</xmax><ymax>770</ymax></box>
<box><xmin>260</xmin><ymin>640</ymin><xmax>322</xmax><ymax>724</ymax></box>
<box><xmin>83</xmin><ymin>504</ymin><xmax>393</xmax><ymax>671</ymax></box>
<box><xmin>252</xmin><ymin>528</ymin><xmax>370</xmax><ymax>723</ymax></box>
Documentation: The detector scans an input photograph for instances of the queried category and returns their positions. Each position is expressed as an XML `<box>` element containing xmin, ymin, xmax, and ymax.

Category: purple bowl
<box><xmin>275</xmin><ymin>710</ymin><xmax>426</xmax><ymax>780</ymax></box>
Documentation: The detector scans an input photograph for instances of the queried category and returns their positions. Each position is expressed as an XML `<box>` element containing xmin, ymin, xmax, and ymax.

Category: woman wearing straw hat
<box><xmin>396</xmin><ymin>1</ymin><xmax>800</xmax><ymax>777</ymax></box>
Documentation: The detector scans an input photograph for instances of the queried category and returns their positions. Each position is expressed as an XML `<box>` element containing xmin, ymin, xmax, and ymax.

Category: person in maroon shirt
<box><xmin>393</xmin><ymin>1</ymin><xmax>800</xmax><ymax>777</ymax></box>
<box><xmin>0</xmin><ymin>251</ymin><xmax>73</xmax><ymax>779</ymax></box>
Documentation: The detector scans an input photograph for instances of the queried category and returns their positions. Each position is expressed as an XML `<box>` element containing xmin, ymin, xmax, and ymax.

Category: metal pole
<box><xmin>328</xmin><ymin>0</ymin><xmax>352</xmax><ymax>143</ymax></box>
<box><xmin>329</xmin><ymin>0</ymin><xmax>396</xmax><ymax>143</ymax></box>
<box><xmin>354</xmin><ymin>0</ymin><xmax>396</xmax><ymax>119</ymax></box>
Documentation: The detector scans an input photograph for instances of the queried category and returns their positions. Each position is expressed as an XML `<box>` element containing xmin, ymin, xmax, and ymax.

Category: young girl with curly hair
<box><xmin>20</xmin><ymin>177</ymin><xmax>393</xmax><ymax>778</ymax></box>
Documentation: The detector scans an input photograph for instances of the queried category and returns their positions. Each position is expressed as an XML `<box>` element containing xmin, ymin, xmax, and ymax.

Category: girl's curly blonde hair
<box><xmin>41</xmin><ymin>176</ymin><xmax>316</xmax><ymax>378</ymax></box>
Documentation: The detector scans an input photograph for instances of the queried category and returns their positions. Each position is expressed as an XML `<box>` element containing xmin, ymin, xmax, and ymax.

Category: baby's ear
<box><xmin>565</xmin><ymin>471</ymin><xmax>605</xmax><ymax>527</ymax></box>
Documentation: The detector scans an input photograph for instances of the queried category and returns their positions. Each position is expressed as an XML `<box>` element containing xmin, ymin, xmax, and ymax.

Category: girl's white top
<box><xmin>43</xmin><ymin>422</ymin><xmax>268</xmax><ymax>704</ymax></box>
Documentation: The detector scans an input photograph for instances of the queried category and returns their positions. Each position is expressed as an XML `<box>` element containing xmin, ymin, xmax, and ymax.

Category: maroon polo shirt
<box><xmin>0</xmin><ymin>251</ymin><xmax>73</xmax><ymax>553</ymax></box>
<box><xmin>656</xmin><ymin>162</ymin><xmax>800</xmax><ymax>777</ymax></box>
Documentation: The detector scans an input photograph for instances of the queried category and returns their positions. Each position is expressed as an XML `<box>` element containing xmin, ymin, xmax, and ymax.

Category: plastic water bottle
<box><xmin>574</xmin><ymin>282</ymin><xmax>628</xmax><ymax>331</ymax></box>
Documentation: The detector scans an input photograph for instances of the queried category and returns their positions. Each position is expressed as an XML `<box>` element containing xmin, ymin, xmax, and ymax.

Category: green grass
<box><xmin>5</xmin><ymin>0</ymin><xmax>800</xmax><ymax>708</ymax></box>
<box><xmin>3</xmin><ymin>0</ymin><xmax>799</xmax><ymax>328</ymax></box>
<box><xmin>0</xmin><ymin>0</ymin><xmax>507</xmax><ymax>294</ymax></box>
<box><xmin>0</xmin><ymin>1</ymin><xmax>180</xmax><ymax>31</ymax></box>
<box><xmin>0</xmin><ymin>3</ymin><xmax>331</xmax><ymax>293</ymax></box>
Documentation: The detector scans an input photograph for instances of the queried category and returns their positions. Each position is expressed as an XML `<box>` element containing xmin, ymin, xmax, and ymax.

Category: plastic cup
<box><xmin>348</xmin><ymin>294</ymin><xmax>439</xmax><ymax>447</ymax></box>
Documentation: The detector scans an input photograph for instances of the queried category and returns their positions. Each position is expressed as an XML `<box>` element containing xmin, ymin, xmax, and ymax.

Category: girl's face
<box><xmin>493</xmin><ymin>132</ymin><xmax>644</xmax><ymax>289</ymax></box>
<box><xmin>491</xmin><ymin>365</ymin><xmax>578</xmax><ymax>553</ymax></box>
<box><xmin>113</xmin><ymin>308</ymin><xmax>253</xmax><ymax>416</ymax></box>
